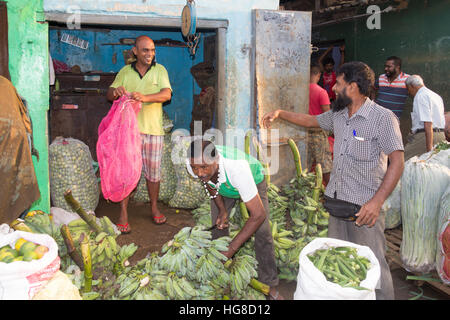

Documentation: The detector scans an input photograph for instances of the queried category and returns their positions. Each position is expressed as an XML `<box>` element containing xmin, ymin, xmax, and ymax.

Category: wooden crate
<box><xmin>385</xmin><ymin>227</ymin><xmax>450</xmax><ymax>297</ymax></box>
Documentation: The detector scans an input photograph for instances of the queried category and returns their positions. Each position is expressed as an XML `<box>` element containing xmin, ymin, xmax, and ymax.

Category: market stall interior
<box><xmin>48</xmin><ymin>20</ymin><xmax>219</xmax><ymax>161</ymax></box>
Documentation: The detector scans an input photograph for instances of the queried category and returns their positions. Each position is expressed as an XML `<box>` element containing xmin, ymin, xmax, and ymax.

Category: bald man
<box><xmin>107</xmin><ymin>35</ymin><xmax>172</xmax><ymax>233</ymax></box>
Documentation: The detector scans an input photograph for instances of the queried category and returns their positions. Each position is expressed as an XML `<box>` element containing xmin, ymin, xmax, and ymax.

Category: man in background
<box><xmin>404</xmin><ymin>75</ymin><xmax>446</xmax><ymax>160</ymax></box>
<box><xmin>318</xmin><ymin>44</ymin><xmax>345</xmax><ymax>102</ymax></box>
<box><xmin>308</xmin><ymin>65</ymin><xmax>333</xmax><ymax>186</ymax></box>
<box><xmin>374</xmin><ymin>56</ymin><xmax>410</xmax><ymax>119</ymax></box>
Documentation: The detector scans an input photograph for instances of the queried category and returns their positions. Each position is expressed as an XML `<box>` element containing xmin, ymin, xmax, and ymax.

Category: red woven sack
<box><xmin>97</xmin><ymin>95</ymin><xmax>142</xmax><ymax>202</ymax></box>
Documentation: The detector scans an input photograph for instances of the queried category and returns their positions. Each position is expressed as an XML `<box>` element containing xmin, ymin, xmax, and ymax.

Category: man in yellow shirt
<box><xmin>107</xmin><ymin>35</ymin><xmax>172</xmax><ymax>233</ymax></box>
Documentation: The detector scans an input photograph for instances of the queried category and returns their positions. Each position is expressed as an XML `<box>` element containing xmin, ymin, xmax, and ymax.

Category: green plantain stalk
<box><xmin>288</xmin><ymin>138</ymin><xmax>302</xmax><ymax>178</ymax></box>
<box><xmin>312</xmin><ymin>163</ymin><xmax>323</xmax><ymax>203</ymax></box>
<box><xmin>64</xmin><ymin>189</ymin><xmax>103</xmax><ymax>234</ymax></box>
<box><xmin>60</xmin><ymin>224</ymin><xmax>84</xmax><ymax>270</ymax></box>
<box><xmin>80</xmin><ymin>232</ymin><xmax>93</xmax><ymax>293</ymax></box>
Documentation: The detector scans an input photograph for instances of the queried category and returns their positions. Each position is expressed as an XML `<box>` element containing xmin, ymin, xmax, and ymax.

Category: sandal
<box><xmin>116</xmin><ymin>223</ymin><xmax>131</xmax><ymax>234</ymax></box>
<box><xmin>152</xmin><ymin>214</ymin><xmax>167</xmax><ymax>225</ymax></box>
<box><xmin>267</xmin><ymin>289</ymin><xmax>284</xmax><ymax>300</ymax></box>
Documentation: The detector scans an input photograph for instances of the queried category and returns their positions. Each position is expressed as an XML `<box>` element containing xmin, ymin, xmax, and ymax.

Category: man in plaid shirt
<box><xmin>262</xmin><ymin>61</ymin><xmax>404</xmax><ymax>300</ymax></box>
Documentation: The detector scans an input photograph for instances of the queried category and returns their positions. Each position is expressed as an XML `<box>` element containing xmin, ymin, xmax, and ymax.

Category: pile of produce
<box><xmin>382</xmin><ymin>141</ymin><xmax>450</xmax><ymax>230</ymax></box>
<box><xmin>307</xmin><ymin>246</ymin><xmax>371</xmax><ymax>290</ymax></box>
<box><xmin>11</xmin><ymin>191</ymin><xmax>268</xmax><ymax>300</ymax></box>
<box><xmin>49</xmin><ymin>137</ymin><xmax>99</xmax><ymax>213</ymax></box>
<box><xmin>400</xmin><ymin>156</ymin><xmax>450</xmax><ymax>273</ymax></box>
<box><xmin>0</xmin><ymin>238</ymin><xmax>49</xmax><ymax>263</ymax></box>
<box><xmin>168</xmin><ymin>135</ymin><xmax>209</xmax><ymax>209</ymax></box>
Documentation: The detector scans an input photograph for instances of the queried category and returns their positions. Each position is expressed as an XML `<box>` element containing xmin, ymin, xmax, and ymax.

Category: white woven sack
<box><xmin>0</xmin><ymin>231</ymin><xmax>60</xmax><ymax>300</ymax></box>
<box><xmin>294</xmin><ymin>237</ymin><xmax>380</xmax><ymax>300</ymax></box>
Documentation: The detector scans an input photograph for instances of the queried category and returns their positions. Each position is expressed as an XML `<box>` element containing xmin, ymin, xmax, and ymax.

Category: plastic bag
<box><xmin>32</xmin><ymin>271</ymin><xmax>82</xmax><ymax>300</ymax></box>
<box><xmin>0</xmin><ymin>231</ymin><xmax>60</xmax><ymax>300</ymax></box>
<box><xmin>294</xmin><ymin>237</ymin><xmax>380</xmax><ymax>300</ymax></box>
<box><xmin>400</xmin><ymin>158</ymin><xmax>450</xmax><ymax>273</ymax></box>
<box><xmin>436</xmin><ymin>185</ymin><xmax>450</xmax><ymax>284</ymax></box>
<box><xmin>49</xmin><ymin>137</ymin><xmax>99</xmax><ymax>213</ymax></box>
<box><xmin>382</xmin><ymin>180</ymin><xmax>402</xmax><ymax>230</ymax></box>
<box><xmin>97</xmin><ymin>95</ymin><xmax>142</xmax><ymax>202</ymax></box>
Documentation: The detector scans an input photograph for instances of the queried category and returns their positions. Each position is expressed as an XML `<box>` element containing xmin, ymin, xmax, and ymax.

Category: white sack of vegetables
<box><xmin>382</xmin><ymin>180</ymin><xmax>402</xmax><ymax>230</ymax></box>
<box><xmin>167</xmin><ymin>134</ymin><xmax>208</xmax><ymax>209</ymax></box>
<box><xmin>49</xmin><ymin>137</ymin><xmax>99</xmax><ymax>213</ymax></box>
<box><xmin>294</xmin><ymin>237</ymin><xmax>380</xmax><ymax>300</ymax></box>
<box><xmin>400</xmin><ymin>158</ymin><xmax>450</xmax><ymax>273</ymax></box>
<box><xmin>436</xmin><ymin>185</ymin><xmax>450</xmax><ymax>285</ymax></box>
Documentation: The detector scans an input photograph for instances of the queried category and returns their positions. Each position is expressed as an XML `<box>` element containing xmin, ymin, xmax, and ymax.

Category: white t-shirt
<box><xmin>411</xmin><ymin>86</ymin><xmax>445</xmax><ymax>133</ymax></box>
<box><xmin>186</xmin><ymin>152</ymin><xmax>259</xmax><ymax>202</ymax></box>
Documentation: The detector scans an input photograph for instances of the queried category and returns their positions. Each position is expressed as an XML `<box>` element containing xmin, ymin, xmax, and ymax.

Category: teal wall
<box><xmin>6</xmin><ymin>0</ymin><xmax>50</xmax><ymax>213</ymax></box>
<box><xmin>313</xmin><ymin>0</ymin><xmax>450</xmax><ymax>137</ymax></box>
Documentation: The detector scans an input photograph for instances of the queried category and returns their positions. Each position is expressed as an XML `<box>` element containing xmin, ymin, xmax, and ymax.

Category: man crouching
<box><xmin>186</xmin><ymin>139</ymin><xmax>283</xmax><ymax>300</ymax></box>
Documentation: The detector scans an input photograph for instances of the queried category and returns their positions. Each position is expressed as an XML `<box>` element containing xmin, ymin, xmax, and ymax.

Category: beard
<box><xmin>331</xmin><ymin>87</ymin><xmax>352</xmax><ymax>112</ymax></box>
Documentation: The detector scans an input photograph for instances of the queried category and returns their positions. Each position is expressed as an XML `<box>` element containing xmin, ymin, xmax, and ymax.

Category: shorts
<box><xmin>141</xmin><ymin>134</ymin><xmax>164</xmax><ymax>182</ymax></box>
<box><xmin>307</xmin><ymin>128</ymin><xmax>333</xmax><ymax>174</ymax></box>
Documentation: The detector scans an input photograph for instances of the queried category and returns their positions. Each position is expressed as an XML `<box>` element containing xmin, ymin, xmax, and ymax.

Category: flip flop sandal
<box><xmin>152</xmin><ymin>214</ymin><xmax>167</xmax><ymax>225</ymax></box>
<box><xmin>268</xmin><ymin>290</ymin><xmax>284</xmax><ymax>300</ymax></box>
<box><xmin>116</xmin><ymin>223</ymin><xmax>131</xmax><ymax>234</ymax></box>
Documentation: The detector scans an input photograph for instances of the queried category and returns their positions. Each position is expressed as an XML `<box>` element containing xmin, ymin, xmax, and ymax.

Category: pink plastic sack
<box><xmin>97</xmin><ymin>95</ymin><xmax>142</xmax><ymax>202</ymax></box>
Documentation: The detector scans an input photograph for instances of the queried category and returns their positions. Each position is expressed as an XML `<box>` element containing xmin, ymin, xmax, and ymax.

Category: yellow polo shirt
<box><xmin>110</xmin><ymin>63</ymin><xmax>172</xmax><ymax>136</ymax></box>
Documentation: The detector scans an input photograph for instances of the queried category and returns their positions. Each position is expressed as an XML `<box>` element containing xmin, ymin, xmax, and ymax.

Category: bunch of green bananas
<box><xmin>225</xmin><ymin>254</ymin><xmax>258</xmax><ymax>297</ymax></box>
<box><xmin>289</xmin><ymin>196</ymin><xmax>329</xmax><ymax>239</ymax></box>
<box><xmin>191</xmin><ymin>200</ymin><xmax>213</xmax><ymax>228</ymax></box>
<box><xmin>89</xmin><ymin>231</ymin><xmax>120</xmax><ymax>269</ymax></box>
<box><xmin>267</xmin><ymin>183</ymin><xmax>289</xmax><ymax>227</ymax></box>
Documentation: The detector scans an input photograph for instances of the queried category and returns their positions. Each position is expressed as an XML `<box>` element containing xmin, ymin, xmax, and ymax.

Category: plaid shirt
<box><xmin>316</xmin><ymin>98</ymin><xmax>404</xmax><ymax>206</ymax></box>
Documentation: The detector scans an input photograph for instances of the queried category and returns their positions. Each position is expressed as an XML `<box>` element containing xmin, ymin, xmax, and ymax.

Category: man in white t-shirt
<box><xmin>404</xmin><ymin>75</ymin><xmax>446</xmax><ymax>160</ymax></box>
<box><xmin>186</xmin><ymin>139</ymin><xmax>283</xmax><ymax>300</ymax></box>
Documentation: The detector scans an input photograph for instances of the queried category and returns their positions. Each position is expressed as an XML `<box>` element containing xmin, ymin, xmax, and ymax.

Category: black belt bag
<box><xmin>323</xmin><ymin>195</ymin><xmax>361</xmax><ymax>221</ymax></box>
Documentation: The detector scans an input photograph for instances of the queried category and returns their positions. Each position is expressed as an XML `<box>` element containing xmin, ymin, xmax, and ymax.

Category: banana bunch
<box><xmin>267</xmin><ymin>183</ymin><xmax>289</xmax><ymax>227</ymax></box>
<box><xmin>112</xmin><ymin>243</ymin><xmax>139</xmax><ymax>274</ymax></box>
<box><xmin>164</xmin><ymin>272</ymin><xmax>200</xmax><ymax>300</ymax></box>
<box><xmin>23</xmin><ymin>212</ymin><xmax>60</xmax><ymax>239</ymax></box>
<box><xmin>226</xmin><ymin>255</ymin><xmax>258</xmax><ymax>297</ymax></box>
<box><xmin>98</xmin><ymin>216</ymin><xmax>118</xmax><ymax>237</ymax></box>
<box><xmin>191</xmin><ymin>200</ymin><xmax>213</xmax><ymax>228</ymax></box>
<box><xmin>160</xmin><ymin>226</ymin><xmax>211</xmax><ymax>279</ymax></box>
<box><xmin>270</xmin><ymin>220</ymin><xmax>296</xmax><ymax>250</ymax></box>
<box><xmin>116</xmin><ymin>273</ymin><xmax>142</xmax><ymax>299</ymax></box>
<box><xmin>277</xmin><ymin>237</ymin><xmax>307</xmax><ymax>281</ymax></box>
<box><xmin>66</xmin><ymin>218</ymin><xmax>92</xmax><ymax>242</ymax></box>
<box><xmin>241</xmin><ymin>286</ymin><xmax>267</xmax><ymax>300</ymax></box>
<box><xmin>89</xmin><ymin>231</ymin><xmax>120</xmax><ymax>269</ymax></box>
<box><xmin>289</xmin><ymin>196</ymin><xmax>329</xmax><ymax>239</ymax></box>
<box><xmin>195</xmin><ymin>283</ymin><xmax>226</xmax><ymax>300</ymax></box>
<box><xmin>195</xmin><ymin>250</ymin><xmax>229</xmax><ymax>285</ymax></box>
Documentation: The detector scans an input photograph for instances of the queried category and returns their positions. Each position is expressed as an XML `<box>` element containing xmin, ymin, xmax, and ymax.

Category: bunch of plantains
<box><xmin>84</xmin><ymin>226</ymin><xmax>267</xmax><ymax>300</ymax></box>
<box><xmin>307</xmin><ymin>246</ymin><xmax>372</xmax><ymax>290</ymax></box>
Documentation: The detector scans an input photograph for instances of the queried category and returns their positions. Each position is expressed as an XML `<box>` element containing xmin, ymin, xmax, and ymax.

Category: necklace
<box><xmin>202</xmin><ymin>168</ymin><xmax>221</xmax><ymax>199</ymax></box>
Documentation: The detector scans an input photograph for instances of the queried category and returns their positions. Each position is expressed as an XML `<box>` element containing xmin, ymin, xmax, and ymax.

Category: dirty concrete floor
<box><xmin>94</xmin><ymin>198</ymin><xmax>449</xmax><ymax>300</ymax></box>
